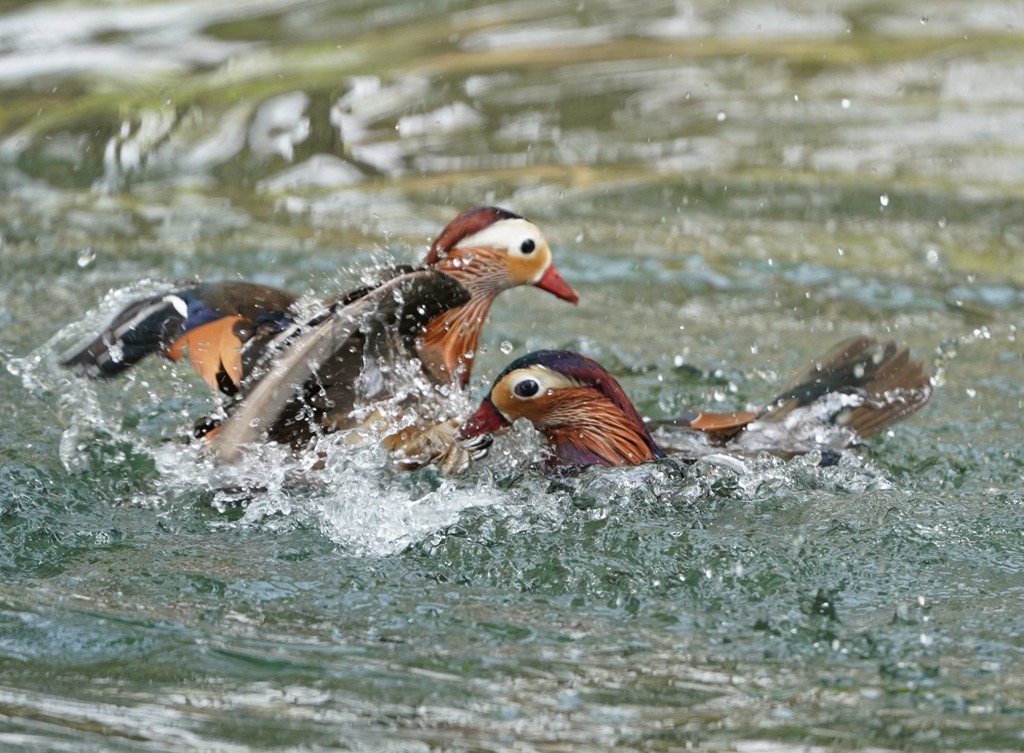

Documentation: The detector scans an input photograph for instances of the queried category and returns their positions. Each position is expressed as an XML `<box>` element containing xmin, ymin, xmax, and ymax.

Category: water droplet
<box><xmin>793</xmin><ymin>94</ymin><xmax>800</xmax><ymax>102</ymax></box>
<box><xmin>249</xmin><ymin>418</ymin><xmax>262</xmax><ymax>428</ymax></box>
<box><xmin>926</xmin><ymin>249</ymin><xmax>939</xmax><ymax>264</ymax></box>
<box><xmin>920</xmin><ymin>15</ymin><xmax>928</xmax><ymax>24</ymax></box>
<box><xmin>879</xmin><ymin>193</ymin><xmax>890</xmax><ymax>207</ymax></box>
<box><xmin>575</xmin><ymin>230</ymin><xmax>584</xmax><ymax>243</ymax></box>
<box><xmin>500</xmin><ymin>340</ymin><xmax>513</xmax><ymax>355</ymax></box>
<box><xmin>77</xmin><ymin>248</ymin><xmax>95</xmax><ymax>268</ymax></box>
<box><xmin>716</xmin><ymin>111</ymin><xmax>727</xmax><ymax>122</ymax></box>
<box><xmin>837</xmin><ymin>246</ymin><xmax>845</xmax><ymax>256</ymax></box>
<box><xmin>841</xmin><ymin>98</ymin><xmax>851</xmax><ymax>109</ymax></box>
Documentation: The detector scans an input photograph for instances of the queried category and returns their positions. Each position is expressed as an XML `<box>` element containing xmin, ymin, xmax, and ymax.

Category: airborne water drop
<box><xmin>77</xmin><ymin>248</ymin><xmax>96</xmax><ymax>268</ymax></box>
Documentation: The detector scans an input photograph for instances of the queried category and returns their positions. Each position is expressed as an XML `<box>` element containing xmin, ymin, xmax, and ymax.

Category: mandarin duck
<box><xmin>457</xmin><ymin>337</ymin><xmax>933</xmax><ymax>470</ymax></box>
<box><xmin>60</xmin><ymin>207</ymin><xmax>578</xmax><ymax>466</ymax></box>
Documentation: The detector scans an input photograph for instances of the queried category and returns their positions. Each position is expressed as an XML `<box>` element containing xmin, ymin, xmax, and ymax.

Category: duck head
<box><xmin>419</xmin><ymin>208</ymin><xmax>578</xmax><ymax>387</ymax></box>
<box><xmin>458</xmin><ymin>350</ymin><xmax>664</xmax><ymax>468</ymax></box>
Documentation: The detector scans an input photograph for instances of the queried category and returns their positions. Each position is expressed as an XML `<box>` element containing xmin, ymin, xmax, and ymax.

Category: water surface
<box><xmin>1</xmin><ymin>1</ymin><xmax>1023</xmax><ymax>751</ymax></box>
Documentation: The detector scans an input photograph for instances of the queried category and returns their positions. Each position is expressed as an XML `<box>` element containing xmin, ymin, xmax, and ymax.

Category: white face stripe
<box><xmin>163</xmin><ymin>294</ymin><xmax>189</xmax><ymax>318</ymax></box>
<box><xmin>454</xmin><ymin>218</ymin><xmax>545</xmax><ymax>255</ymax></box>
<box><xmin>492</xmin><ymin>365</ymin><xmax>586</xmax><ymax>421</ymax></box>
<box><xmin>507</xmin><ymin>366</ymin><xmax>582</xmax><ymax>399</ymax></box>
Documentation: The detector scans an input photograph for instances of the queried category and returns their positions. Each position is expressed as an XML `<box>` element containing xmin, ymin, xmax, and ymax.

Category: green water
<box><xmin>1</xmin><ymin>1</ymin><xmax>1023</xmax><ymax>751</ymax></box>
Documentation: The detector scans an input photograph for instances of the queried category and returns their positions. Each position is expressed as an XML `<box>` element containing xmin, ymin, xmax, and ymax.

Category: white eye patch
<box><xmin>504</xmin><ymin>366</ymin><xmax>583</xmax><ymax>401</ymax></box>
<box><xmin>454</xmin><ymin>218</ymin><xmax>544</xmax><ymax>257</ymax></box>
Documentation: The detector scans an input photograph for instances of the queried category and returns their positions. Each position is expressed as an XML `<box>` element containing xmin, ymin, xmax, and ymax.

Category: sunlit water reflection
<box><xmin>1</xmin><ymin>0</ymin><xmax>1023</xmax><ymax>751</ymax></box>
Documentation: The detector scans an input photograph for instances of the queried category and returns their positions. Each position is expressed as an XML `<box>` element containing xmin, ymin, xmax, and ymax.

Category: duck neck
<box><xmin>419</xmin><ymin>249</ymin><xmax>507</xmax><ymax>387</ymax></box>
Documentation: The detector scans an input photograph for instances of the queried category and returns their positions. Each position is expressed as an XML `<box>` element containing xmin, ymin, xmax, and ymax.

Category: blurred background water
<box><xmin>1</xmin><ymin>0</ymin><xmax>1023</xmax><ymax>751</ymax></box>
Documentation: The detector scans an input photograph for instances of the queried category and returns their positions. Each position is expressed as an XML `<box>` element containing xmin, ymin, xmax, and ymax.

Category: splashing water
<box><xmin>16</xmin><ymin>284</ymin><xmax>945</xmax><ymax>565</ymax></box>
<box><xmin>14</xmin><ymin>281</ymin><xmax>565</xmax><ymax>556</ymax></box>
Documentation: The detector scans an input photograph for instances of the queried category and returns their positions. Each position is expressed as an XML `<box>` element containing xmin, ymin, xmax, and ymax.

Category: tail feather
<box><xmin>770</xmin><ymin>336</ymin><xmax>887</xmax><ymax>405</ymax></box>
<box><xmin>837</xmin><ymin>349</ymin><xmax>931</xmax><ymax>438</ymax></box>
<box><xmin>762</xmin><ymin>336</ymin><xmax>932</xmax><ymax>440</ymax></box>
<box><xmin>653</xmin><ymin>336</ymin><xmax>932</xmax><ymax>454</ymax></box>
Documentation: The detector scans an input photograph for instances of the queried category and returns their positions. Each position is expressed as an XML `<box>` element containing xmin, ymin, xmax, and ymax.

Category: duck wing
<box><xmin>209</xmin><ymin>269</ymin><xmax>469</xmax><ymax>461</ymax></box>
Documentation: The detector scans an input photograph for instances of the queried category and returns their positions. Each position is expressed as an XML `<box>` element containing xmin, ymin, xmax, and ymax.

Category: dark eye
<box><xmin>519</xmin><ymin>238</ymin><xmax>536</xmax><ymax>254</ymax></box>
<box><xmin>514</xmin><ymin>379</ymin><xmax>540</xmax><ymax>398</ymax></box>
